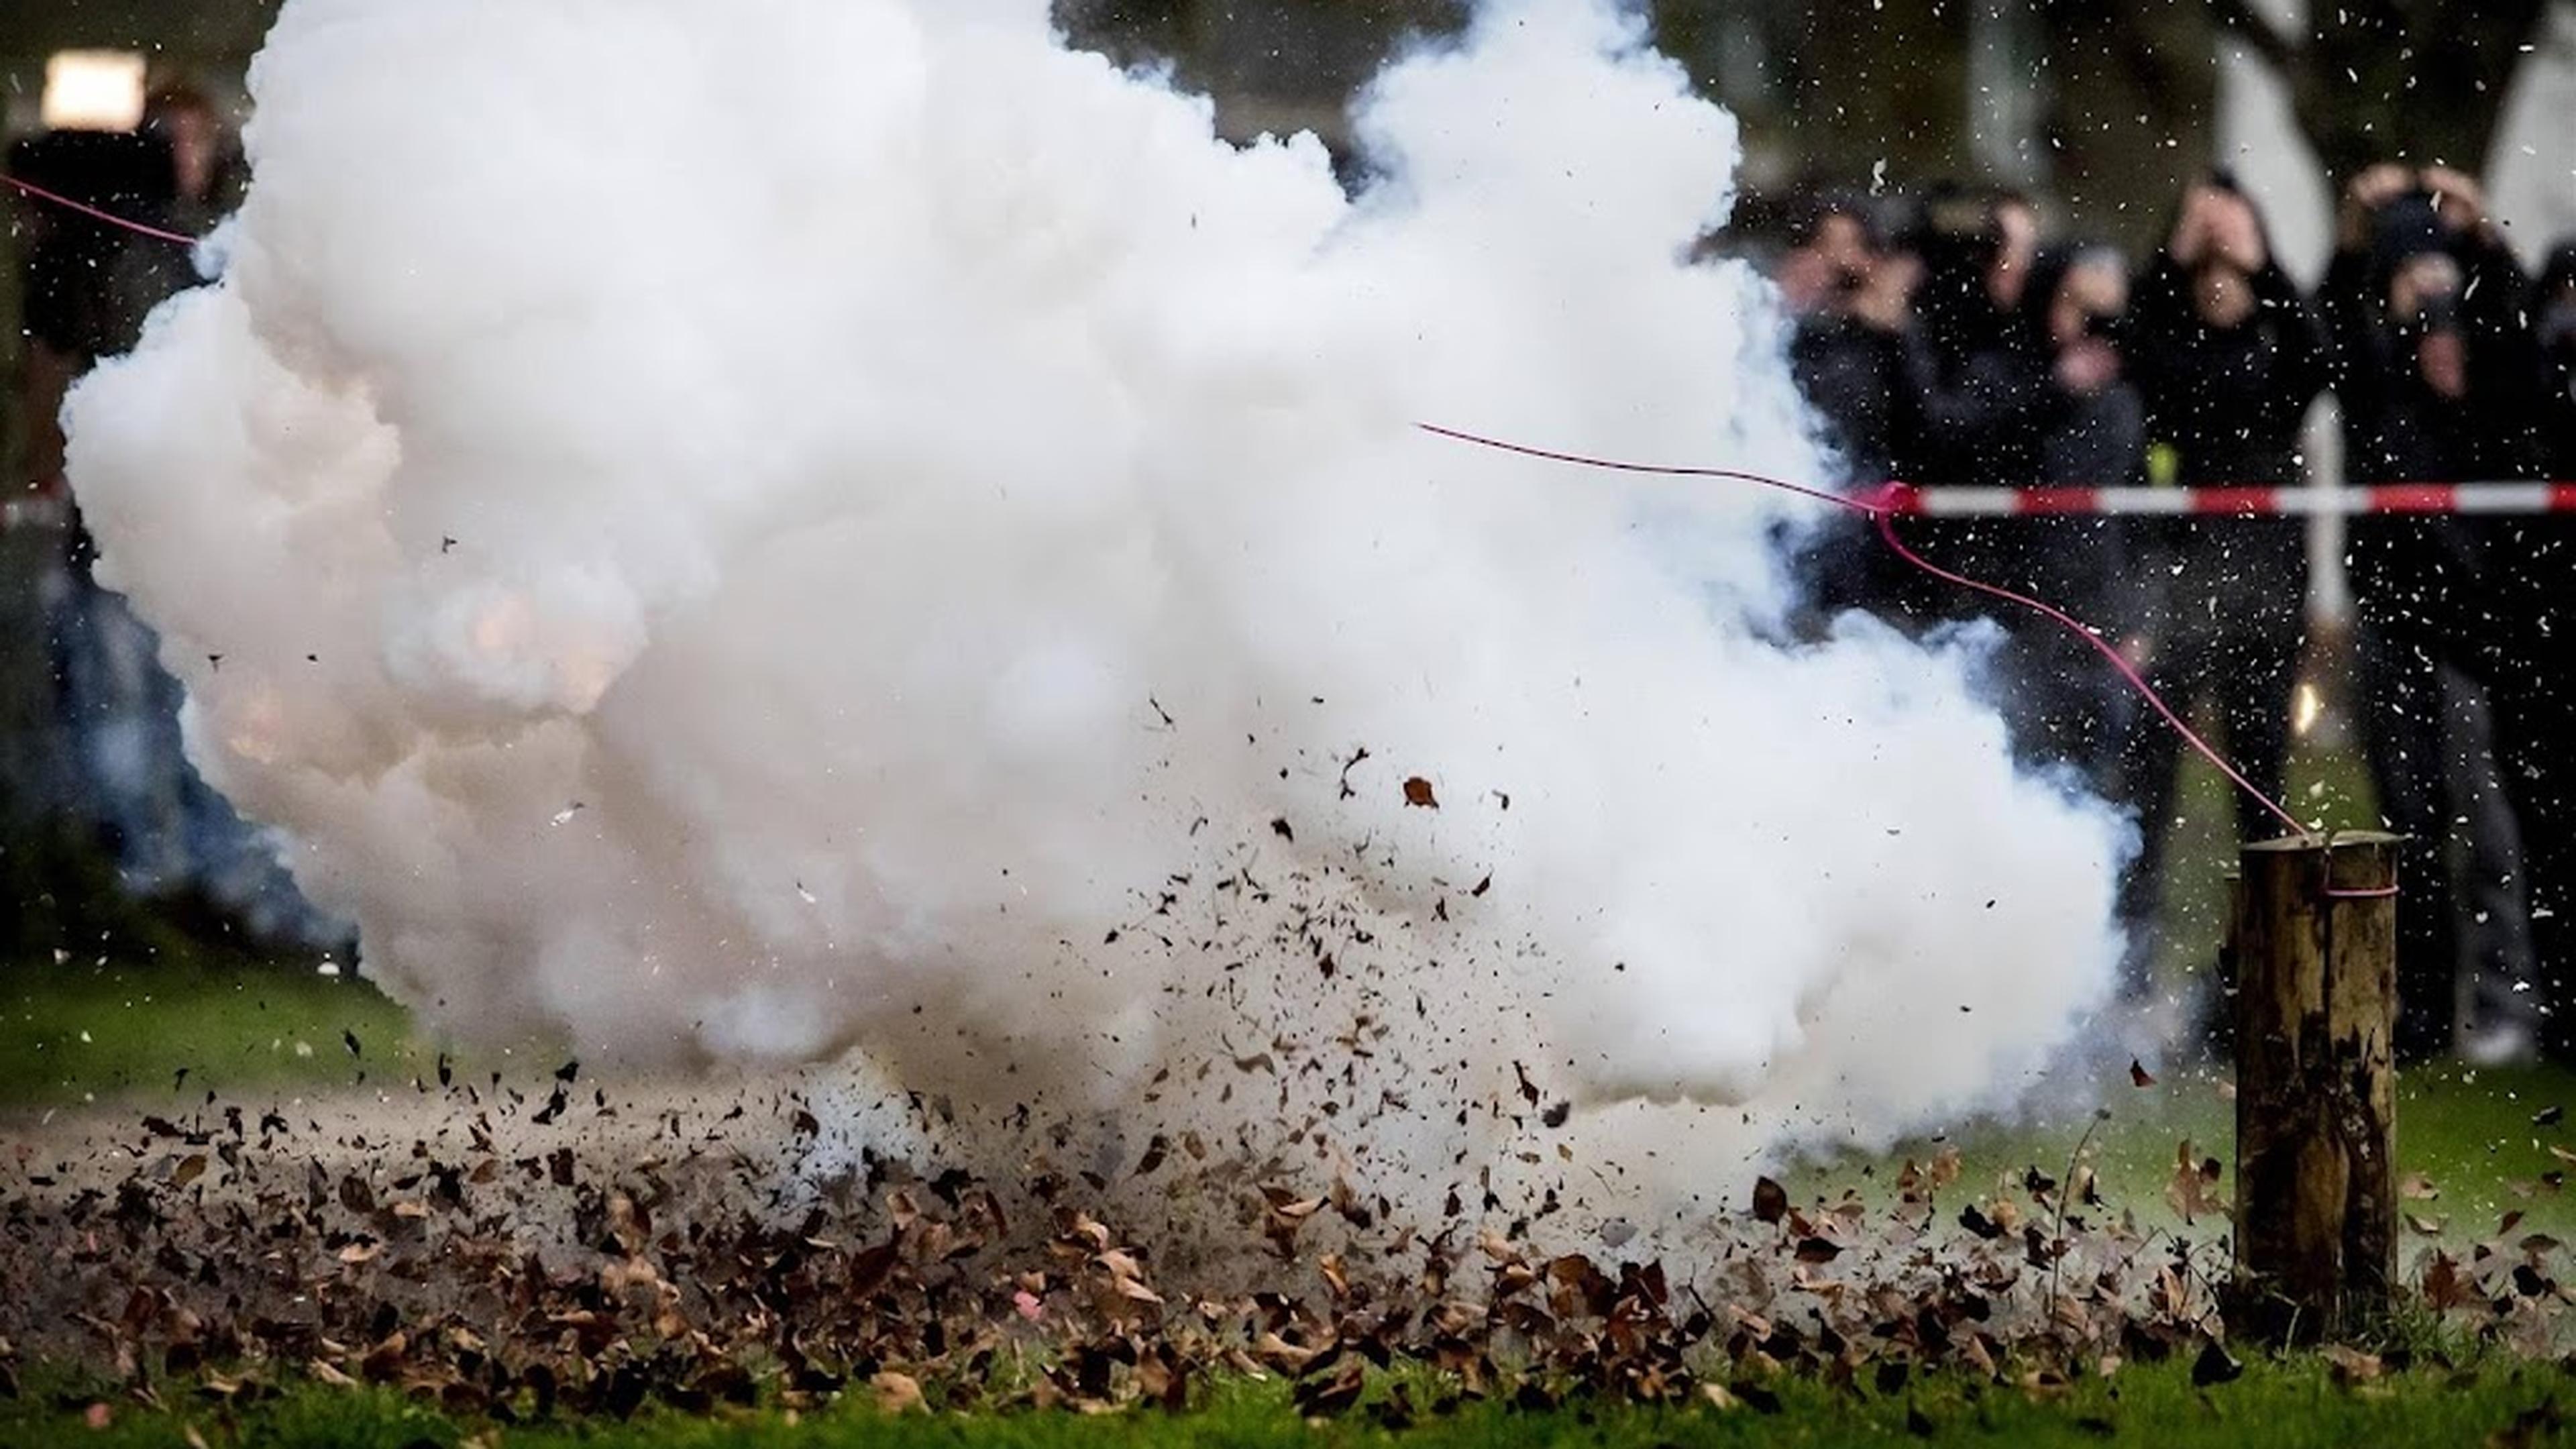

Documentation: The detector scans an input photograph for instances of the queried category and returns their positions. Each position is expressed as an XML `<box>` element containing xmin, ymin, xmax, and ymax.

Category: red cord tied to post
<box><xmin>1415</xmin><ymin>423</ymin><xmax>2365</xmax><ymax>864</ymax></box>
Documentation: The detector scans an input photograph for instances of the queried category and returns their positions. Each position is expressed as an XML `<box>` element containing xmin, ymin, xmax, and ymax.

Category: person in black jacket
<box><xmin>1776</xmin><ymin>191</ymin><xmax>1922</xmax><ymax>629</ymax></box>
<box><xmin>1892</xmin><ymin>193</ymin><xmax>2110</xmax><ymax>625</ymax></box>
<box><xmin>1899</xmin><ymin>186</ymin><xmax>2046</xmax><ymax>497</ymax></box>
<box><xmin>1894</xmin><ymin>237</ymin><xmax>2144</xmax><ymax>784</ymax></box>
<box><xmin>2497</xmin><ymin>241</ymin><xmax>2576</xmax><ymax>1061</ymax></box>
<box><xmin>1982</xmin><ymin>243</ymin><xmax>2147</xmax><ymax>784</ymax></box>
<box><xmin>1780</xmin><ymin>193</ymin><xmax>1919</xmax><ymax>484</ymax></box>
<box><xmin>2110</xmin><ymin>177</ymin><xmax>2326</xmax><ymax>999</ymax></box>
<box><xmin>2324</xmin><ymin>164</ymin><xmax>2544</xmax><ymax>1061</ymax></box>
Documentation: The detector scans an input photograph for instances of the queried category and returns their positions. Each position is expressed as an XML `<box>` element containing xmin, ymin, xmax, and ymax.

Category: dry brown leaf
<box><xmin>2320</xmin><ymin>1344</ymin><xmax>2383</xmax><ymax>1383</ymax></box>
<box><xmin>2165</xmin><ymin>1140</ymin><xmax>2223</xmax><ymax>1223</ymax></box>
<box><xmin>871</xmin><ymin>1371</ymin><xmax>926</xmax><ymax>1414</ymax></box>
<box><xmin>2422</xmin><ymin>1251</ymin><xmax>2475</xmax><ymax>1309</ymax></box>
<box><xmin>1752</xmin><ymin>1175</ymin><xmax>1788</xmax><ymax>1226</ymax></box>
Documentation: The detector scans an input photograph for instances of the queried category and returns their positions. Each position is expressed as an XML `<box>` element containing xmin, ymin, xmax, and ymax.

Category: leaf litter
<box><xmin>6</xmin><ymin>814</ymin><xmax>2576</xmax><ymax>1426</ymax></box>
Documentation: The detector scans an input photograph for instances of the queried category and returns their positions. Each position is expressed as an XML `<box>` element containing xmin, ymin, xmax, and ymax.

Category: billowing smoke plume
<box><xmin>66</xmin><ymin>0</ymin><xmax>2129</xmax><ymax>1195</ymax></box>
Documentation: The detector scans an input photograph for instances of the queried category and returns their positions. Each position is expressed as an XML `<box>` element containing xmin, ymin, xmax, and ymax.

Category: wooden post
<box><xmin>2228</xmin><ymin>831</ymin><xmax>2400</xmax><ymax>1344</ymax></box>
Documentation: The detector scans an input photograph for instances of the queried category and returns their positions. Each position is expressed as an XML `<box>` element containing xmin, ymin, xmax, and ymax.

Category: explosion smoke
<box><xmin>64</xmin><ymin>0</ymin><xmax>2130</xmax><ymax>1205</ymax></box>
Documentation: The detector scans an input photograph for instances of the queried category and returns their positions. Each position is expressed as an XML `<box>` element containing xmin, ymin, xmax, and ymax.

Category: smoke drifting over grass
<box><xmin>66</xmin><ymin>0</ymin><xmax>2129</xmax><ymax>1200</ymax></box>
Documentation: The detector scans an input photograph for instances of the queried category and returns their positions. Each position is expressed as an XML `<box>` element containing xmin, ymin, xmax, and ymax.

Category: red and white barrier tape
<box><xmin>1888</xmin><ymin>482</ymin><xmax>2576</xmax><ymax>517</ymax></box>
<box><xmin>9</xmin><ymin>483</ymin><xmax>2576</xmax><ymax>535</ymax></box>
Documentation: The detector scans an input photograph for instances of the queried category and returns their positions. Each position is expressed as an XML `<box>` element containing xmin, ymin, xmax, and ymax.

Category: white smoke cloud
<box><xmin>65</xmin><ymin>0</ymin><xmax>2130</xmax><ymax>1196</ymax></box>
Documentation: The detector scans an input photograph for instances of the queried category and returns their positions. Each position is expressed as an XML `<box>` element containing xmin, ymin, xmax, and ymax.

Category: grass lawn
<box><xmin>1797</xmin><ymin>1058</ymin><xmax>2576</xmax><ymax>1248</ymax></box>
<box><xmin>0</xmin><ymin>956</ymin><xmax>528</xmax><ymax>1110</ymax></box>
<box><xmin>11</xmin><ymin>946</ymin><xmax>2573</xmax><ymax>1242</ymax></box>
<box><xmin>4</xmin><ymin>1354</ymin><xmax>2568</xmax><ymax>1448</ymax></box>
<box><xmin>3</xmin><ymin>951</ymin><xmax>2572</xmax><ymax>1449</ymax></box>
<box><xmin>8</xmin><ymin>737</ymin><xmax>2572</xmax><ymax>1446</ymax></box>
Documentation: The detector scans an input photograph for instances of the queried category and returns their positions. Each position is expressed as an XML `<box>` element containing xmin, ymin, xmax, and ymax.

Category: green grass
<box><xmin>1776</xmin><ymin>1060</ymin><xmax>2576</xmax><ymax>1255</ymax></box>
<box><xmin>0</xmin><ymin>957</ymin><xmax>435</xmax><ymax>1108</ymax></box>
<box><xmin>3</xmin><ymin>1356</ymin><xmax>2567</xmax><ymax>1448</ymax></box>
<box><xmin>7</xmin><ymin>733</ymin><xmax>2571</xmax><ymax>1442</ymax></box>
<box><xmin>1769</xmin><ymin>724</ymin><xmax>2576</xmax><ymax>1250</ymax></box>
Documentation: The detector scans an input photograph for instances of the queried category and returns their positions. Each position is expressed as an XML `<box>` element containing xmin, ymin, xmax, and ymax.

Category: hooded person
<box><xmin>2323</xmin><ymin>167</ymin><xmax>2544</xmax><ymax>1062</ymax></box>
<box><xmin>2496</xmin><ymin>241</ymin><xmax>2576</xmax><ymax>1064</ymax></box>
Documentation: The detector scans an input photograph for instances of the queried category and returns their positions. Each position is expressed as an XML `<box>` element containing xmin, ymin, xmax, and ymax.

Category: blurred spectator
<box><xmin>1892</xmin><ymin>193</ymin><xmax>2118</xmax><ymax>591</ymax></box>
<box><xmin>1779</xmin><ymin>192</ymin><xmax>1919</xmax><ymax>484</ymax></box>
<box><xmin>2112</xmin><ymin>176</ymin><xmax>2326</xmax><ymax>998</ymax></box>
<box><xmin>1784</xmin><ymin>185</ymin><xmax>2143</xmax><ymax>784</ymax></box>
<box><xmin>2002</xmin><ymin>244</ymin><xmax>2142</xmax><ymax>492</ymax></box>
<box><xmin>1968</xmin><ymin>240</ymin><xmax>2145</xmax><ymax>783</ymax></box>
<box><xmin>1874</xmin><ymin>188</ymin><xmax>2066</xmax><ymax>629</ymax></box>
<box><xmin>1900</xmin><ymin>185</ymin><xmax>2044</xmax><ymax>492</ymax></box>
<box><xmin>2323</xmin><ymin>164</ymin><xmax>2544</xmax><ymax>1061</ymax></box>
<box><xmin>1776</xmin><ymin>191</ymin><xmax>1919</xmax><ymax>625</ymax></box>
<box><xmin>2507</xmin><ymin>240</ymin><xmax>2576</xmax><ymax>1063</ymax></box>
<box><xmin>11</xmin><ymin>127</ymin><xmax>168</xmax><ymax>500</ymax></box>
<box><xmin>11</xmin><ymin>83</ymin><xmax>338</xmax><ymax>951</ymax></box>
<box><xmin>99</xmin><ymin>84</ymin><xmax>246</xmax><ymax>346</ymax></box>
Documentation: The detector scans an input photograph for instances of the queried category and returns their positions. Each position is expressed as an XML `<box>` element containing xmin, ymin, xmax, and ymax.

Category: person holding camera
<box><xmin>2500</xmin><ymin>241</ymin><xmax>2576</xmax><ymax>1063</ymax></box>
<box><xmin>1780</xmin><ymin>193</ymin><xmax>1921</xmax><ymax>486</ymax></box>
<box><xmin>1776</xmin><ymin>192</ymin><xmax>1923</xmax><ymax>629</ymax></box>
<box><xmin>2324</xmin><ymin>164</ymin><xmax>2545</xmax><ymax>1062</ymax></box>
<box><xmin>2111</xmin><ymin>177</ymin><xmax>2327</xmax><ymax>1000</ymax></box>
<box><xmin>1898</xmin><ymin>186</ymin><xmax>2045</xmax><ymax>497</ymax></box>
<box><xmin>1965</xmin><ymin>241</ymin><xmax>2149</xmax><ymax>784</ymax></box>
<box><xmin>1892</xmin><ymin>189</ymin><xmax>2094</xmax><ymax>615</ymax></box>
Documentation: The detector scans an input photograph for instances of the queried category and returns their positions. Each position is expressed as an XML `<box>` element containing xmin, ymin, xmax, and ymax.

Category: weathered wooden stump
<box><xmin>2227</xmin><ymin>831</ymin><xmax>2400</xmax><ymax>1344</ymax></box>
